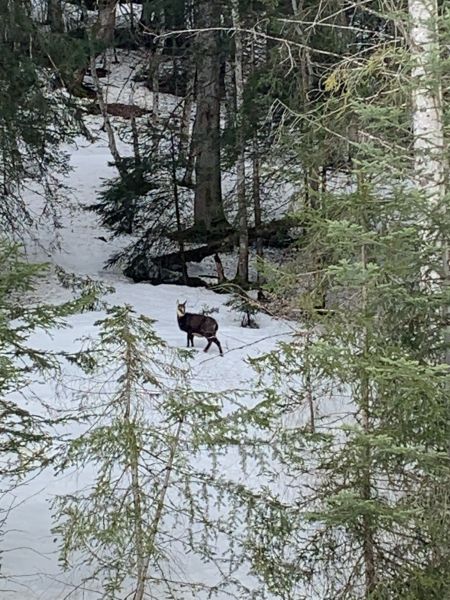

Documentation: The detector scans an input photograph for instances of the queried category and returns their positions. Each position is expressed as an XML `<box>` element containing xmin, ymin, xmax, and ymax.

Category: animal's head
<box><xmin>176</xmin><ymin>300</ymin><xmax>186</xmax><ymax>317</ymax></box>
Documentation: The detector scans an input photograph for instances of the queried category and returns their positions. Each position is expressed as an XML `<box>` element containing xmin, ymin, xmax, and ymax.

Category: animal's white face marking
<box><xmin>176</xmin><ymin>301</ymin><xmax>186</xmax><ymax>318</ymax></box>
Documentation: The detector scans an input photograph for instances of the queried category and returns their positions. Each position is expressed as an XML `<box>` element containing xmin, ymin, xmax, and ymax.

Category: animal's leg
<box><xmin>213</xmin><ymin>337</ymin><xmax>223</xmax><ymax>356</ymax></box>
<box><xmin>204</xmin><ymin>338</ymin><xmax>213</xmax><ymax>353</ymax></box>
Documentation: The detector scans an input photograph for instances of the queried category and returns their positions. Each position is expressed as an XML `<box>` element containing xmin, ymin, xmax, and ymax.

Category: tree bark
<box><xmin>89</xmin><ymin>49</ymin><xmax>124</xmax><ymax>176</ymax></box>
<box><xmin>214</xmin><ymin>253</ymin><xmax>226</xmax><ymax>284</ymax></box>
<box><xmin>92</xmin><ymin>0</ymin><xmax>117</xmax><ymax>48</ymax></box>
<box><xmin>253</xmin><ymin>143</ymin><xmax>263</xmax><ymax>283</ymax></box>
<box><xmin>250</xmin><ymin>32</ymin><xmax>264</xmax><ymax>284</ymax></box>
<box><xmin>231</xmin><ymin>0</ymin><xmax>248</xmax><ymax>283</ymax></box>
<box><xmin>192</xmin><ymin>0</ymin><xmax>227</xmax><ymax>233</ymax></box>
<box><xmin>47</xmin><ymin>0</ymin><xmax>64</xmax><ymax>33</ymax></box>
<box><xmin>72</xmin><ymin>0</ymin><xmax>117</xmax><ymax>93</ymax></box>
<box><xmin>171</xmin><ymin>133</ymin><xmax>188</xmax><ymax>284</ymax></box>
<box><xmin>409</xmin><ymin>0</ymin><xmax>449</xmax><ymax>365</ymax></box>
<box><xmin>180</xmin><ymin>51</ymin><xmax>196</xmax><ymax>184</ymax></box>
<box><xmin>147</xmin><ymin>10</ymin><xmax>165</xmax><ymax>123</ymax></box>
<box><xmin>360</xmin><ymin>240</ymin><xmax>376</xmax><ymax>597</ymax></box>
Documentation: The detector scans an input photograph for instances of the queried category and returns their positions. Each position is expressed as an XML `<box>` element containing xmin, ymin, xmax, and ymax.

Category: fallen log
<box><xmin>168</xmin><ymin>216</ymin><xmax>300</xmax><ymax>246</ymax></box>
<box><xmin>87</xmin><ymin>102</ymin><xmax>150</xmax><ymax>118</ymax></box>
<box><xmin>124</xmin><ymin>216</ymin><xmax>303</xmax><ymax>283</ymax></box>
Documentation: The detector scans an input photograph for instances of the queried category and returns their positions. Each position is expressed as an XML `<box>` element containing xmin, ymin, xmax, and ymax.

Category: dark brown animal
<box><xmin>176</xmin><ymin>301</ymin><xmax>223</xmax><ymax>355</ymax></box>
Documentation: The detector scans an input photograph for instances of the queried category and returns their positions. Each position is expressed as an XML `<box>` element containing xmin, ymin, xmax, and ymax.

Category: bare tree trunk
<box><xmin>192</xmin><ymin>0</ymin><xmax>226</xmax><ymax>233</ymax></box>
<box><xmin>180</xmin><ymin>81</ymin><xmax>194</xmax><ymax>161</ymax></box>
<box><xmin>73</xmin><ymin>0</ymin><xmax>117</xmax><ymax>92</ymax></box>
<box><xmin>252</xmin><ymin>142</ymin><xmax>263</xmax><ymax>284</ymax></box>
<box><xmin>180</xmin><ymin>57</ymin><xmax>196</xmax><ymax>183</ymax></box>
<box><xmin>182</xmin><ymin>105</ymin><xmax>196</xmax><ymax>187</ymax></box>
<box><xmin>409</xmin><ymin>0</ymin><xmax>449</xmax><ymax>365</ymax></box>
<box><xmin>149</xmin><ymin>10</ymin><xmax>165</xmax><ymax>124</ymax></box>
<box><xmin>151</xmin><ymin>52</ymin><xmax>161</xmax><ymax>123</ymax></box>
<box><xmin>93</xmin><ymin>0</ymin><xmax>117</xmax><ymax>47</ymax></box>
<box><xmin>88</xmin><ymin>40</ymin><xmax>124</xmax><ymax>175</ymax></box>
<box><xmin>131</xmin><ymin>116</ymin><xmax>141</xmax><ymax>165</ymax></box>
<box><xmin>214</xmin><ymin>253</ymin><xmax>226</xmax><ymax>284</ymax></box>
<box><xmin>47</xmin><ymin>0</ymin><xmax>64</xmax><ymax>33</ymax></box>
<box><xmin>224</xmin><ymin>59</ymin><xmax>235</xmax><ymax>130</ymax></box>
<box><xmin>133</xmin><ymin>419</ymin><xmax>183</xmax><ymax>600</ymax></box>
<box><xmin>250</xmin><ymin>34</ymin><xmax>264</xmax><ymax>284</ymax></box>
<box><xmin>122</xmin><ymin>337</ymin><xmax>146</xmax><ymax>600</ymax></box>
<box><xmin>231</xmin><ymin>0</ymin><xmax>248</xmax><ymax>283</ymax></box>
<box><xmin>170</xmin><ymin>133</ymin><xmax>188</xmax><ymax>284</ymax></box>
<box><xmin>360</xmin><ymin>240</ymin><xmax>376</xmax><ymax>597</ymax></box>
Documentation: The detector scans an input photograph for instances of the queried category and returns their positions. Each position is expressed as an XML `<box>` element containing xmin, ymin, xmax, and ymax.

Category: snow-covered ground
<box><xmin>2</xmin><ymin>116</ymin><xmax>295</xmax><ymax>597</ymax></box>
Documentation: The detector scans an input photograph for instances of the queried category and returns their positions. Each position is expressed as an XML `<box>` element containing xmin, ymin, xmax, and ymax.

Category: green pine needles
<box><xmin>0</xmin><ymin>239</ymin><xmax>97</xmax><ymax>476</ymax></box>
<box><xmin>245</xmin><ymin>174</ymin><xmax>450</xmax><ymax>599</ymax></box>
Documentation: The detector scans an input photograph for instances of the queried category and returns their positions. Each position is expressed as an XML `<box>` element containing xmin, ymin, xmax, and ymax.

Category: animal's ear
<box><xmin>176</xmin><ymin>299</ymin><xmax>179</xmax><ymax>306</ymax></box>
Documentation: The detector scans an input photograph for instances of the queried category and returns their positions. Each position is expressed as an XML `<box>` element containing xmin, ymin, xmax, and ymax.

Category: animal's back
<box><xmin>184</xmin><ymin>312</ymin><xmax>218</xmax><ymax>335</ymax></box>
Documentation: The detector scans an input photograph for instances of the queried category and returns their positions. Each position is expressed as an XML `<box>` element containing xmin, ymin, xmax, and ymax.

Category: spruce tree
<box><xmin>52</xmin><ymin>305</ymin><xmax>249</xmax><ymax>598</ymax></box>
<box><xmin>0</xmin><ymin>0</ymin><xmax>86</xmax><ymax>234</ymax></box>
<box><xmin>0</xmin><ymin>237</ymin><xmax>96</xmax><ymax>553</ymax></box>
<box><xmin>218</xmin><ymin>3</ymin><xmax>450</xmax><ymax>598</ymax></box>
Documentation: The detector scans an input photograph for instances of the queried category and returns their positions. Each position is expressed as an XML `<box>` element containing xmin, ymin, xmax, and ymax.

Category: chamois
<box><xmin>176</xmin><ymin>301</ymin><xmax>223</xmax><ymax>355</ymax></box>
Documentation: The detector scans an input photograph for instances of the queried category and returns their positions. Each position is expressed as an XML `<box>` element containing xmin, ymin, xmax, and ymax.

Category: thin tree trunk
<box><xmin>250</xmin><ymin>35</ymin><xmax>264</xmax><ymax>284</ymax></box>
<box><xmin>151</xmin><ymin>53</ymin><xmax>161</xmax><ymax>123</ymax></box>
<box><xmin>232</xmin><ymin>0</ymin><xmax>248</xmax><ymax>283</ymax></box>
<box><xmin>171</xmin><ymin>134</ymin><xmax>188</xmax><ymax>284</ymax></box>
<box><xmin>131</xmin><ymin>116</ymin><xmax>141</xmax><ymax>165</ymax></box>
<box><xmin>133</xmin><ymin>419</ymin><xmax>183</xmax><ymax>600</ymax></box>
<box><xmin>89</xmin><ymin>50</ymin><xmax>124</xmax><ymax>175</ymax></box>
<box><xmin>122</xmin><ymin>332</ymin><xmax>146</xmax><ymax>600</ymax></box>
<box><xmin>214</xmin><ymin>253</ymin><xmax>226</xmax><ymax>283</ymax></box>
<box><xmin>253</xmin><ymin>140</ymin><xmax>263</xmax><ymax>283</ymax></box>
<box><xmin>360</xmin><ymin>241</ymin><xmax>376</xmax><ymax>597</ymax></box>
<box><xmin>122</xmin><ymin>328</ymin><xmax>184</xmax><ymax>600</ymax></box>
<box><xmin>149</xmin><ymin>11</ymin><xmax>165</xmax><ymax>124</ymax></box>
<box><xmin>73</xmin><ymin>0</ymin><xmax>117</xmax><ymax>93</ymax></box>
<box><xmin>304</xmin><ymin>331</ymin><xmax>315</xmax><ymax>433</ymax></box>
<box><xmin>224</xmin><ymin>59</ymin><xmax>235</xmax><ymax>130</ymax></box>
<box><xmin>180</xmin><ymin>80</ymin><xmax>194</xmax><ymax>161</ymax></box>
<box><xmin>180</xmin><ymin>58</ymin><xmax>196</xmax><ymax>183</ymax></box>
<box><xmin>409</xmin><ymin>0</ymin><xmax>449</xmax><ymax>365</ymax></box>
<box><xmin>182</xmin><ymin>107</ymin><xmax>197</xmax><ymax>187</ymax></box>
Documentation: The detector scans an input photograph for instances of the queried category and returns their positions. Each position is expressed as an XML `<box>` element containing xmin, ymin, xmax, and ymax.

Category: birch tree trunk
<box><xmin>409</xmin><ymin>0</ymin><xmax>449</xmax><ymax>364</ymax></box>
<box><xmin>231</xmin><ymin>0</ymin><xmax>248</xmax><ymax>283</ymax></box>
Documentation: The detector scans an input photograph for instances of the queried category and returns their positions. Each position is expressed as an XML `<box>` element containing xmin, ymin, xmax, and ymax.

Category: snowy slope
<box><xmin>2</xmin><ymin>123</ymin><xmax>295</xmax><ymax>598</ymax></box>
